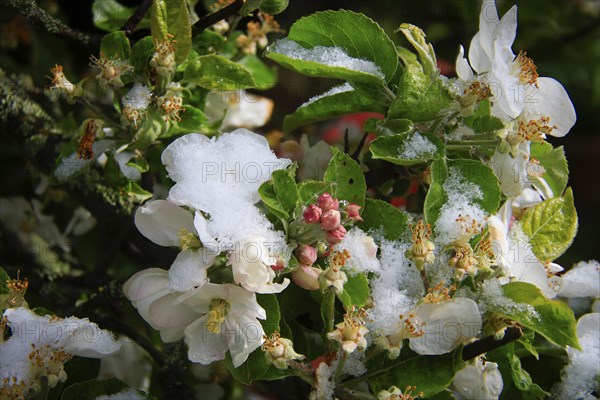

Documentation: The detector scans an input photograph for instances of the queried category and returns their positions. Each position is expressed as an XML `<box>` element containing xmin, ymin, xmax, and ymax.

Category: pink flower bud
<box><xmin>303</xmin><ymin>204</ymin><xmax>322</xmax><ymax>224</ymax></box>
<box><xmin>297</xmin><ymin>245</ymin><xmax>317</xmax><ymax>266</ymax></box>
<box><xmin>326</xmin><ymin>225</ymin><xmax>347</xmax><ymax>245</ymax></box>
<box><xmin>345</xmin><ymin>204</ymin><xmax>363</xmax><ymax>222</ymax></box>
<box><xmin>317</xmin><ymin>193</ymin><xmax>339</xmax><ymax>212</ymax></box>
<box><xmin>291</xmin><ymin>265</ymin><xmax>321</xmax><ymax>291</ymax></box>
<box><xmin>320</xmin><ymin>210</ymin><xmax>341</xmax><ymax>231</ymax></box>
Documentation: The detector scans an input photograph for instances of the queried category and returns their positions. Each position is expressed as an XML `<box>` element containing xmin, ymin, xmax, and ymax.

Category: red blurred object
<box><xmin>321</xmin><ymin>112</ymin><xmax>383</xmax><ymax>146</ymax></box>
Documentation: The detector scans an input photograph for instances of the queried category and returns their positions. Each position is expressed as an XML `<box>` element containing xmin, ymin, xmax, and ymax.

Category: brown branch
<box><xmin>462</xmin><ymin>327</ymin><xmax>523</xmax><ymax>361</ymax></box>
<box><xmin>195</xmin><ymin>0</ymin><xmax>244</xmax><ymax>31</ymax></box>
<box><xmin>121</xmin><ymin>0</ymin><xmax>153</xmax><ymax>37</ymax></box>
<box><xmin>4</xmin><ymin>0</ymin><xmax>102</xmax><ymax>46</ymax></box>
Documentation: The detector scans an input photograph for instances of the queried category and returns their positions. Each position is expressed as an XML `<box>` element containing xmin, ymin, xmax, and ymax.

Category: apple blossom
<box><xmin>452</xmin><ymin>358</ymin><xmax>503</xmax><ymax>400</ymax></box>
<box><xmin>291</xmin><ymin>265</ymin><xmax>322</xmax><ymax>291</ymax></box>
<box><xmin>327</xmin><ymin>308</ymin><xmax>369</xmax><ymax>353</ymax></box>
<box><xmin>303</xmin><ymin>204</ymin><xmax>323</xmax><ymax>223</ymax></box>
<box><xmin>345</xmin><ymin>203</ymin><xmax>362</xmax><ymax>222</ymax></box>
<box><xmin>262</xmin><ymin>331</ymin><xmax>305</xmax><ymax>369</ymax></box>
<box><xmin>317</xmin><ymin>192</ymin><xmax>339</xmax><ymax>212</ymax></box>
<box><xmin>297</xmin><ymin>245</ymin><xmax>318</xmax><ymax>266</ymax></box>
<box><xmin>320</xmin><ymin>209</ymin><xmax>341</xmax><ymax>231</ymax></box>
<box><xmin>325</xmin><ymin>225</ymin><xmax>347</xmax><ymax>245</ymax></box>
<box><xmin>0</xmin><ymin>308</ymin><xmax>120</xmax><ymax>398</ymax></box>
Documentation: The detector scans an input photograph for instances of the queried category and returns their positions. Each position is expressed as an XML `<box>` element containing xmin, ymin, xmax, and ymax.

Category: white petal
<box><xmin>226</xmin><ymin>284</ymin><xmax>267</xmax><ymax>320</ymax></box>
<box><xmin>168</xmin><ymin>249</ymin><xmax>215</xmax><ymax>292</ymax></box>
<box><xmin>492</xmin><ymin>6</ymin><xmax>517</xmax><ymax>62</ymax></box>
<box><xmin>60</xmin><ymin>319</ymin><xmax>121</xmax><ymax>357</ymax></box>
<box><xmin>576</xmin><ymin>313</ymin><xmax>600</xmax><ymax>340</ymax></box>
<box><xmin>225</xmin><ymin>316</ymin><xmax>265</xmax><ymax>367</ymax></box>
<box><xmin>523</xmin><ymin>77</ymin><xmax>576</xmax><ymax>137</ymax></box>
<box><xmin>456</xmin><ymin>45</ymin><xmax>474</xmax><ymax>81</ymax></box>
<box><xmin>222</xmin><ymin>92</ymin><xmax>274</xmax><ymax>130</ymax></box>
<box><xmin>123</xmin><ymin>268</ymin><xmax>170</xmax><ymax>302</ymax></box>
<box><xmin>148</xmin><ymin>293</ymin><xmax>200</xmax><ymax>331</ymax></box>
<box><xmin>490</xmin><ymin>150</ymin><xmax>527</xmax><ymax>197</ymax></box>
<box><xmin>468</xmin><ymin>0</ymin><xmax>499</xmax><ymax>73</ymax></box>
<box><xmin>134</xmin><ymin>200</ymin><xmax>195</xmax><ymax>247</ymax></box>
<box><xmin>508</xmin><ymin>240</ymin><xmax>559</xmax><ymax>298</ymax></box>
<box><xmin>487</xmin><ymin>216</ymin><xmax>510</xmax><ymax>273</ymax></box>
<box><xmin>453</xmin><ymin>361</ymin><xmax>503</xmax><ymax>400</ymax></box>
<box><xmin>185</xmin><ymin>315</ymin><xmax>229</xmax><ymax>364</ymax></box>
<box><xmin>409</xmin><ymin>298</ymin><xmax>482</xmax><ymax>355</ymax></box>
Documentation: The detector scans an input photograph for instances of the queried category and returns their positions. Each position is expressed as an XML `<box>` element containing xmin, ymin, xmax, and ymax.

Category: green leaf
<box><xmin>192</xmin><ymin>29</ymin><xmax>226</xmax><ymax>54</ymax></box>
<box><xmin>397</xmin><ymin>23</ymin><xmax>437</xmax><ymax>78</ymax></box>
<box><xmin>501</xmin><ymin>282</ymin><xmax>579</xmax><ymax>348</ymax></box>
<box><xmin>365</xmin><ymin>117</ymin><xmax>413</xmax><ymax>136</ymax></box>
<box><xmin>369</xmin><ymin>349</ymin><xmax>465</xmax><ymax>397</ymax></box>
<box><xmin>448</xmin><ymin>159</ymin><xmax>502</xmax><ymax>214</ymax></box>
<box><xmin>370</xmin><ymin>131</ymin><xmax>445</xmax><ymax>166</ymax></box>
<box><xmin>259</xmin><ymin>0</ymin><xmax>289</xmax><ymax>14</ymax></box>
<box><xmin>151</xmin><ymin>0</ymin><xmax>192</xmax><ymax>64</ymax></box>
<box><xmin>520</xmin><ymin>187</ymin><xmax>577</xmax><ymax>261</ymax></box>
<box><xmin>0</xmin><ymin>267</ymin><xmax>9</xmax><ymax>295</ymax></box>
<box><xmin>357</xmin><ymin>198</ymin><xmax>409</xmax><ymax>240</ymax></box>
<box><xmin>100</xmin><ymin>31</ymin><xmax>131</xmax><ymax>59</ymax></box>
<box><xmin>259</xmin><ymin>168</ymin><xmax>298</xmax><ymax>220</ymax></box>
<box><xmin>224</xmin><ymin>349</ymin><xmax>271</xmax><ymax>385</ymax></box>
<box><xmin>165</xmin><ymin>106</ymin><xmax>217</xmax><ymax>136</ymax></box>
<box><xmin>92</xmin><ymin>0</ymin><xmax>150</xmax><ymax>32</ymax></box>
<box><xmin>323</xmin><ymin>148</ymin><xmax>366</xmax><ymax>207</ymax></box>
<box><xmin>133</xmin><ymin>109</ymin><xmax>168</xmax><ymax>149</ymax></box>
<box><xmin>257</xmin><ymin>294</ymin><xmax>280</xmax><ymax>335</ymax></box>
<box><xmin>63</xmin><ymin>357</ymin><xmax>101</xmax><ymax>385</ymax></box>
<box><xmin>283</xmin><ymin>85</ymin><xmax>388</xmax><ymax>133</ymax></box>
<box><xmin>183</xmin><ymin>55</ymin><xmax>256</xmax><ymax>90</ymax></box>
<box><xmin>265</xmin><ymin>10</ymin><xmax>398</xmax><ymax>84</ymax></box>
<box><xmin>61</xmin><ymin>378</ymin><xmax>152</xmax><ymax>400</ymax></box>
<box><xmin>130</xmin><ymin>36</ymin><xmax>155</xmax><ymax>76</ymax></box>
<box><xmin>424</xmin><ymin>183</ymin><xmax>446</xmax><ymax>226</ymax></box>
<box><xmin>529</xmin><ymin>142</ymin><xmax>569</xmax><ymax>197</ymax></box>
<box><xmin>238</xmin><ymin>55</ymin><xmax>277</xmax><ymax>90</ymax></box>
<box><xmin>125</xmin><ymin>182</ymin><xmax>153</xmax><ymax>204</ymax></box>
<box><xmin>338</xmin><ymin>273</ymin><xmax>369</xmax><ymax>308</ymax></box>
<box><xmin>463</xmin><ymin>100</ymin><xmax>504</xmax><ymax>133</ymax></box>
<box><xmin>488</xmin><ymin>343</ymin><xmax>549</xmax><ymax>399</ymax></box>
<box><xmin>297</xmin><ymin>180</ymin><xmax>335</xmax><ymax>205</ymax></box>
<box><xmin>388</xmin><ymin>64</ymin><xmax>452</xmax><ymax>122</ymax></box>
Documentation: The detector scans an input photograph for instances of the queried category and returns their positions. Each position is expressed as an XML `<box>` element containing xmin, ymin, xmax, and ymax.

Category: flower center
<box><xmin>178</xmin><ymin>229</ymin><xmax>201</xmax><ymax>251</ymax></box>
<box><xmin>516</xmin><ymin>117</ymin><xmax>556</xmax><ymax>143</ymax></box>
<box><xmin>406</xmin><ymin>220</ymin><xmax>435</xmax><ymax>270</ymax></box>
<box><xmin>513</xmin><ymin>51</ymin><xmax>539</xmax><ymax>87</ymax></box>
<box><xmin>461</xmin><ymin>81</ymin><xmax>491</xmax><ymax>106</ymax></box>
<box><xmin>206</xmin><ymin>299</ymin><xmax>229</xmax><ymax>334</ymax></box>
<box><xmin>399</xmin><ymin>313</ymin><xmax>425</xmax><ymax>339</ymax></box>
<box><xmin>423</xmin><ymin>282</ymin><xmax>454</xmax><ymax>303</ymax></box>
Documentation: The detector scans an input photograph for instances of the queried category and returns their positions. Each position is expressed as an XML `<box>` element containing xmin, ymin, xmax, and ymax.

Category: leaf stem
<box><xmin>121</xmin><ymin>0</ymin><xmax>153</xmax><ymax>37</ymax></box>
<box><xmin>333</xmin><ymin>351</ymin><xmax>348</xmax><ymax>383</ymax></box>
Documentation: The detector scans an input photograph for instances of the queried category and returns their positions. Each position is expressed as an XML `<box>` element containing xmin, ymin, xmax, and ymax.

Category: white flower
<box><xmin>409</xmin><ymin>298</ymin><xmax>482</xmax><ymax>355</ymax></box>
<box><xmin>161</xmin><ymin>129</ymin><xmax>290</xmax><ymax>251</ymax></box>
<box><xmin>0</xmin><ymin>308</ymin><xmax>120</xmax><ymax>398</ymax></box>
<box><xmin>457</xmin><ymin>0</ymin><xmax>576</xmax><ymax>134</ymax></box>
<box><xmin>558</xmin><ymin>260</ymin><xmax>600</xmax><ymax>299</ymax></box>
<box><xmin>123</xmin><ymin>268</ymin><xmax>200</xmax><ymax>342</ymax></box>
<box><xmin>227</xmin><ymin>238</ymin><xmax>290</xmax><ymax>294</ymax></box>
<box><xmin>309</xmin><ymin>361</ymin><xmax>336</xmax><ymax>400</ymax></box>
<box><xmin>134</xmin><ymin>200</ymin><xmax>217</xmax><ymax>292</ymax></box>
<box><xmin>205</xmin><ymin>90</ymin><xmax>274</xmax><ymax>130</ymax></box>
<box><xmin>262</xmin><ymin>331</ymin><xmax>304</xmax><ymax>369</ymax></box>
<box><xmin>327</xmin><ymin>309</ymin><xmax>369</xmax><ymax>354</ymax></box>
<box><xmin>336</xmin><ymin>228</ymin><xmax>380</xmax><ymax>275</ymax></box>
<box><xmin>180</xmin><ymin>283</ymin><xmax>266</xmax><ymax>367</ymax></box>
<box><xmin>490</xmin><ymin>142</ymin><xmax>530</xmax><ymax>198</ymax></box>
<box><xmin>553</xmin><ymin>313</ymin><xmax>600</xmax><ymax>400</ymax></box>
<box><xmin>452</xmin><ymin>358</ymin><xmax>504</xmax><ymax>400</ymax></box>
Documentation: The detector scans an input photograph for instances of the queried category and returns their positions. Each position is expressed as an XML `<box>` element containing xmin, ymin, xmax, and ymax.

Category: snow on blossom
<box><xmin>553</xmin><ymin>313</ymin><xmax>600</xmax><ymax>399</ymax></box>
<box><xmin>0</xmin><ymin>308</ymin><xmax>120</xmax><ymax>397</ymax></box>
<box><xmin>95</xmin><ymin>389</ymin><xmax>147</xmax><ymax>400</ymax></box>
<box><xmin>558</xmin><ymin>260</ymin><xmax>600</xmax><ymax>299</ymax></box>
<box><xmin>269</xmin><ymin>38</ymin><xmax>384</xmax><ymax>79</ymax></box>
<box><xmin>434</xmin><ymin>167</ymin><xmax>487</xmax><ymax>247</ymax></box>
<box><xmin>336</xmin><ymin>228</ymin><xmax>380</xmax><ymax>275</ymax></box>
<box><xmin>162</xmin><ymin>129</ymin><xmax>290</xmax><ymax>252</ymax></box>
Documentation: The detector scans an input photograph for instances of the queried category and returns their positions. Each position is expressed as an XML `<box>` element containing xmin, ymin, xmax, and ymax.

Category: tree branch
<box><xmin>4</xmin><ymin>0</ymin><xmax>102</xmax><ymax>46</ymax></box>
<box><xmin>195</xmin><ymin>0</ymin><xmax>244</xmax><ymax>31</ymax></box>
<box><xmin>121</xmin><ymin>0</ymin><xmax>153</xmax><ymax>37</ymax></box>
<box><xmin>462</xmin><ymin>327</ymin><xmax>523</xmax><ymax>361</ymax></box>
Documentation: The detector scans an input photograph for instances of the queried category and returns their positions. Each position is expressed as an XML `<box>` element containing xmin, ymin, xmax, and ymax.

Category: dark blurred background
<box><xmin>1</xmin><ymin>0</ymin><xmax>598</xmax><ymax>266</ymax></box>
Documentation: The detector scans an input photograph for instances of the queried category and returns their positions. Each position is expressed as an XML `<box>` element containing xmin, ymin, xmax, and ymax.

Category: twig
<box><xmin>121</xmin><ymin>0</ymin><xmax>153</xmax><ymax>37</ymax></box>
<box><xmin>462</xmin><ymin>327</ymin><xmax>523</xmax><ymax>361</ymax></box>
<box><xmin>4</xmin><ymin>0</ymin><xmax>101</xmax><ymax>46</ymax></box>
<box><xmin>195</xmin><ymin>0</ymin><xmax>244</xmax><ymax>31</ymax></box>
<box><xmin>351</xmin><ymin>132</ymin><xmax>369</xmax><ymax>161</ymax></box>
